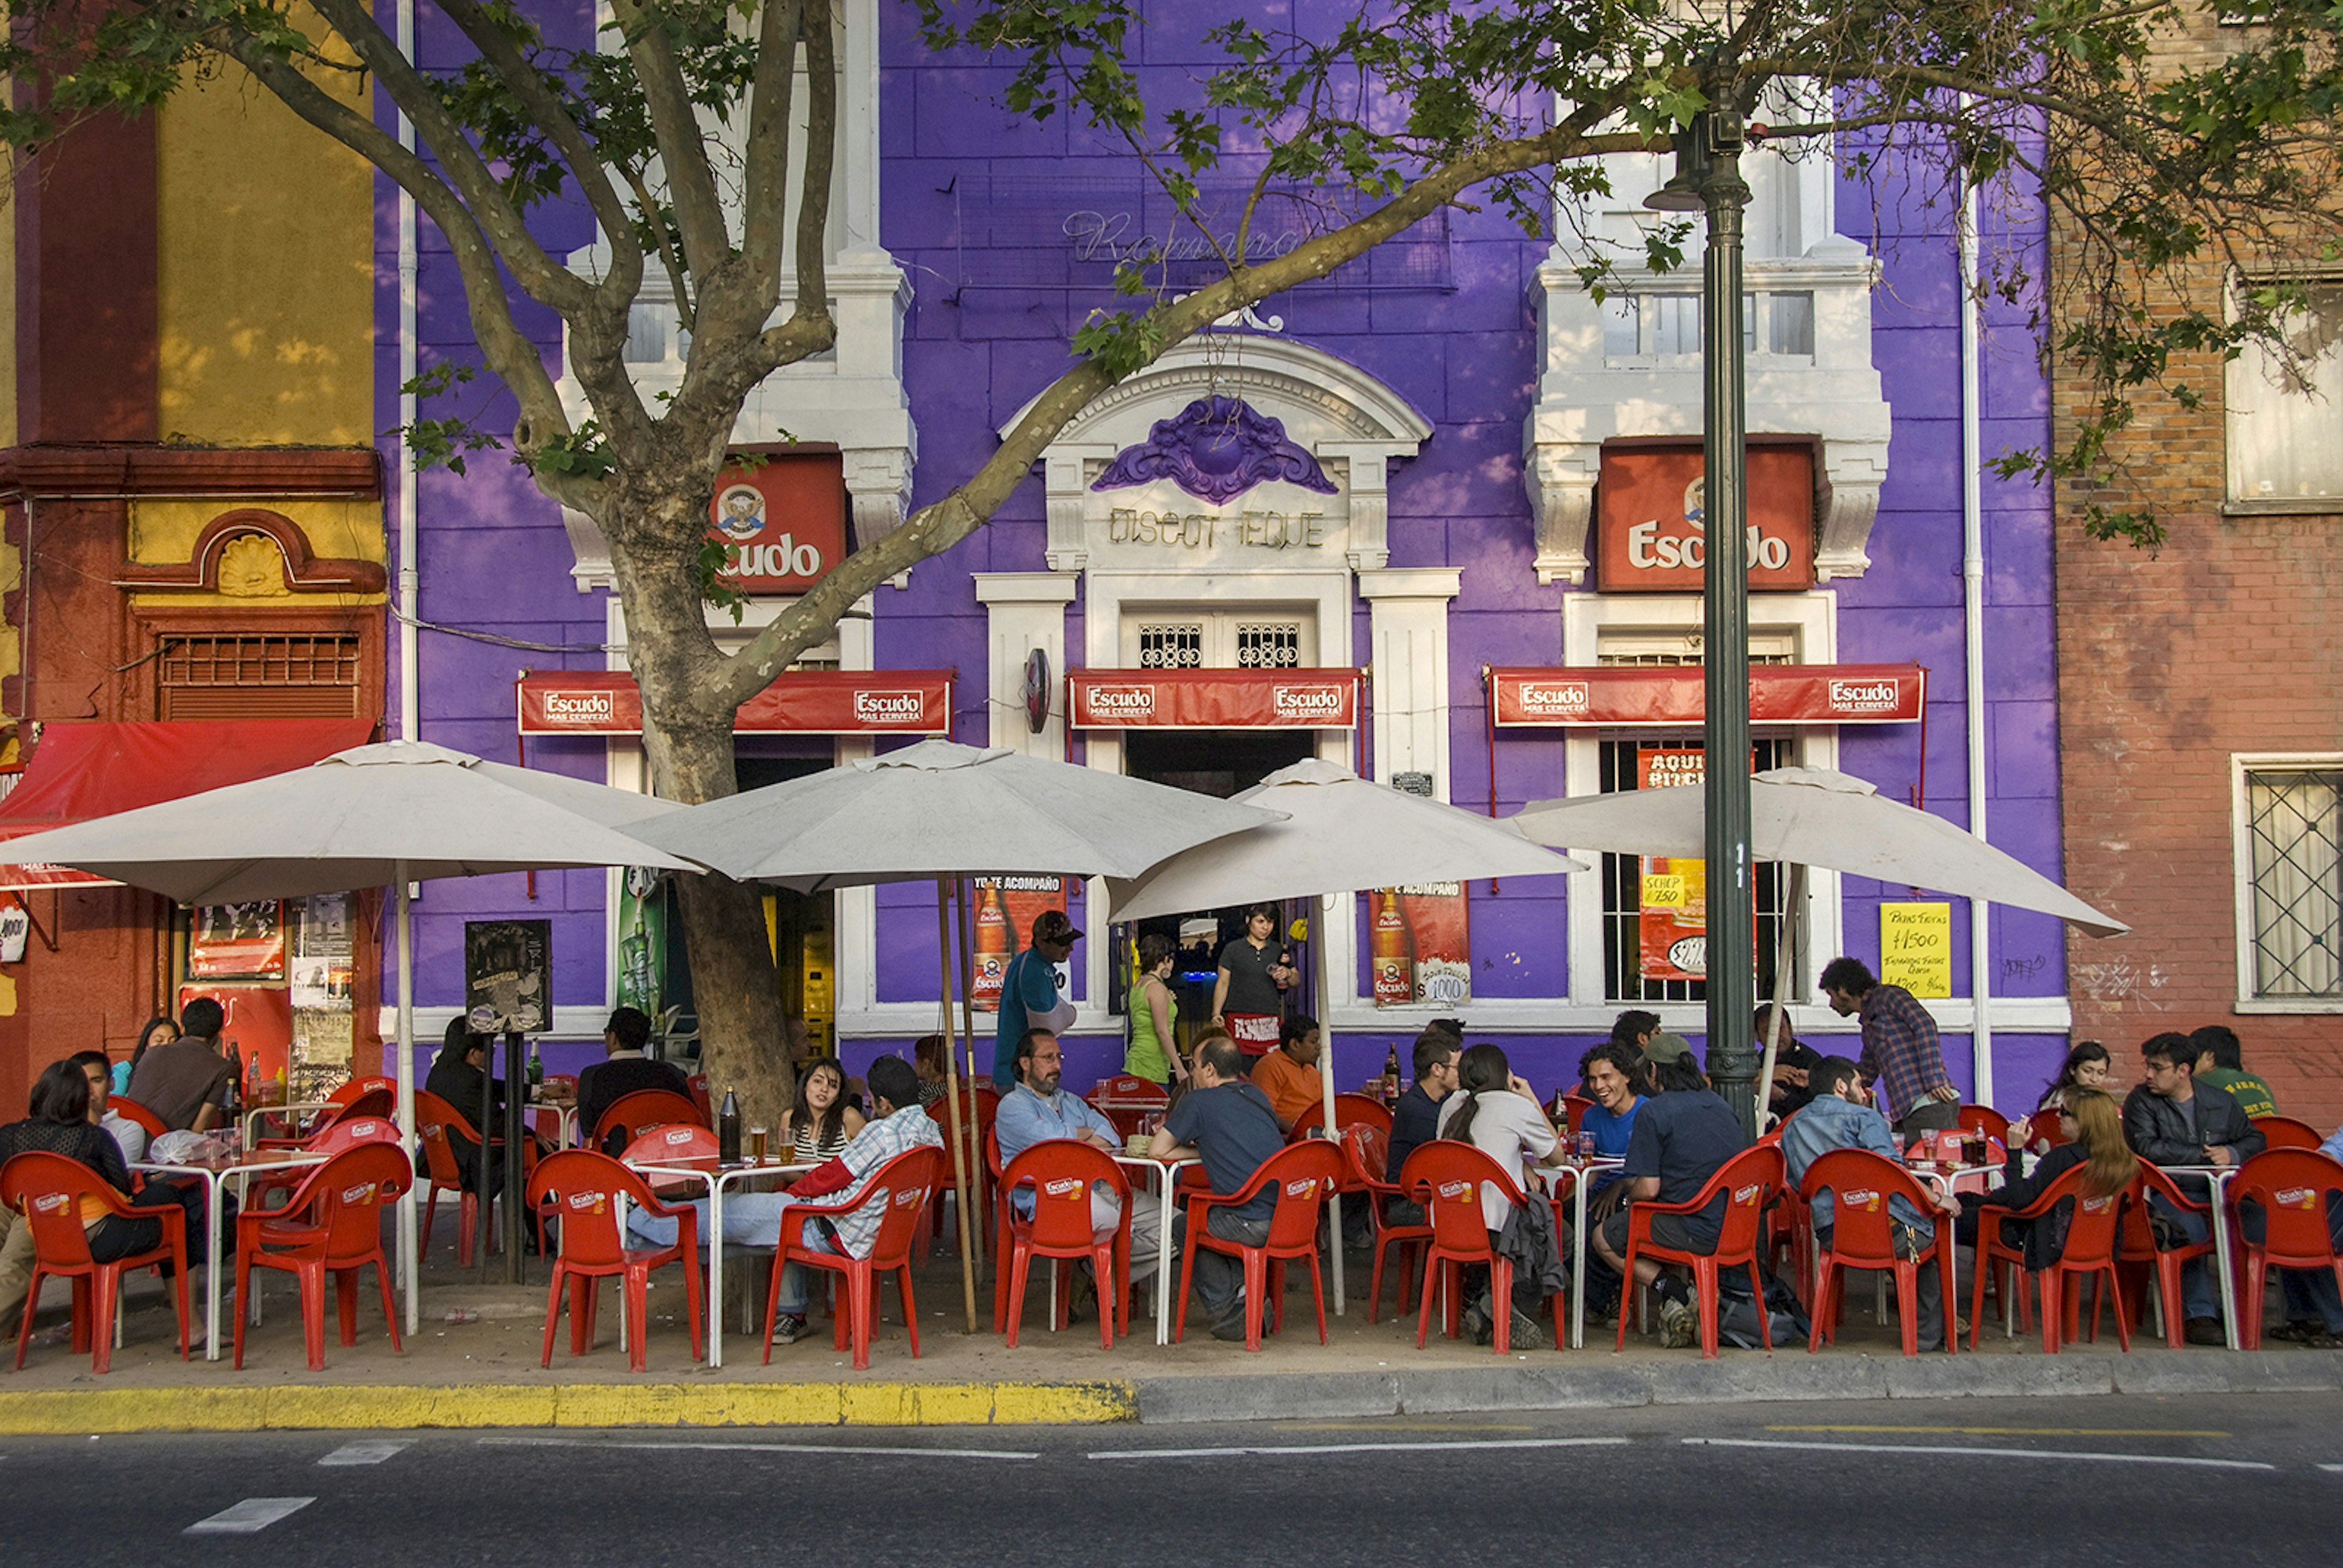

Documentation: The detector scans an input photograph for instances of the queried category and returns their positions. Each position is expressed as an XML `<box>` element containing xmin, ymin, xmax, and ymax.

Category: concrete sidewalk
<box><xmin>5</xmin><ymin>1246</ymin><xmax>2339</xmax><ymax>1433</ymax></box>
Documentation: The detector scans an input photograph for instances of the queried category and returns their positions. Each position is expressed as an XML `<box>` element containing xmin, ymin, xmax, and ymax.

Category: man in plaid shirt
<box><xmin>1820</xmin><ymin>956</ymin><xmax>1960</xmax><ymax>1145</ymax></box>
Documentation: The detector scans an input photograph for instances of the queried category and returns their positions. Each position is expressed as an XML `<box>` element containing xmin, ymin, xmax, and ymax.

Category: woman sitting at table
<box><xmin>1433</xmin><ymin>1043</ymin><xmax>1572</xmax><ymax>1347</ymax></box>
<box><xmin>1957</xmin><ymin>1087</ymin><xmax>2137</xmax><ymax>1270</ymax></box>
<box><xmin>2037</xmin><ymin>1041</ymin><xmax>2113</xmax><ymax>1113</ymax></box>
<box><xmin>782</xmin><ymin>1060</ymin><xmax>865</xmax><ymax>1162</ymax></box>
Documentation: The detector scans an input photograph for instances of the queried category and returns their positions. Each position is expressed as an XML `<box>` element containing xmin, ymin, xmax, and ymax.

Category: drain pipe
<box><xmin>393</xmin><ymin>0</ymin><xmax>422</xmax><ymax>1336</ymax></box>
<box><xmin>1958</xmin><ymin>142</ymin><xmax>1992</xmax><ymax>1107</ymax></box>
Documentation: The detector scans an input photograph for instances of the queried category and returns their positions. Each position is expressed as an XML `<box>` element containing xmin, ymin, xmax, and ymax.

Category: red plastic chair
<box><xmin>1173</xmin><ymin>1141</ymin><xmax>1344</xmax><ymax>1352</ymax></box>
<box><xmin>1616</xmin><ymin>1145</ymin><xmax>1783</xmax><ymax>1359</ymax></box>
<box><xmin>766</xmin><ymin>1145</ymin><xmax>946</xmax><ymax>1370</ymax></box>
<box><xmin>232</xmin><ymin>1142</ymin><xmax>412</xmax><ymax>1371</ymax></box>
<box><xmin>2115</xmin><ymin>1164</ymin><xmax>2222</xmax><ymax>1348</ymax></box>
<box><xmin>1338</xmin><ymin>1123</ymin><xmax>1430</xmax><ymax>1323</ymax></box>
<box><xmin>1966</xmin><ymin>1163</ymin><xmax>2130</xmax><ymax>1354</ymax></box>
<box><xmin>1</xmin><ymin>1152</ymin><xmax>191</xmax><ymax>1374</ymax></box>
<box><xmin>2255</xmin><ymin>1116</ymin><xmax>2325</xmax><ymax>1152</ymax></box>
<box><xmin>107</xmin><ymin>1098</ymin><xmax>169</xmax><ymax>1140</ymax></box>
<box><xmin>1092</xmin><ymin>1074</ymin><xmax>1172</xmax><ymax>1138</ymax></box>
<box><xmin>2227</xmin><ymin>1148</ymin><xmax>2343</xmax><ymax>1350</ymax></box>
<box><xmin>250</xmin><ymin>1117</ymin><xmax>405</xmax><ymax>1212</ymax></box>
<box><xmin>1957</xmin><ymin>1104</ymin><xmax>2012</xmax><ymax>1146</ymax></box>
<box><xmin>1560</xmin><ymin>1095</ymin><xmax>1596</xmax><ymax>1136</ymax></box>
<box><xmin>594</xmin><ymin>1089</ymin><xmax>708</xmax><ymax>1151</ymax></box>
<box><xmin>329</xmin><ymin>1075</ymin><xmax>398</xmax><ymax>1107</ymax></box>
<box><xmin>2025</xmin><ymin>1103</ymin><xmax>2073</xmax><ymax>1153</ymax></box>
<box><xmin>1333</xmin><ymin>1093</ymin><xmax>1394</xmax><ymax>1133</ymax></box>
<box><xmin>686</xmin><ymin>1074</ymin><xmax>713</xmax><ymax>1124</ymax></box>
<box><xmin>528</xmin><ymin>1149</ymin><xmax>705</xmax><ymax>1373</ymax></box>
<box><xmin>924</xmin><ymin>1089</ymin><xmax>998</xmax><ymax>1258</ymax></box>
<box><xmin>414</xmin><ymin>1090</ymin><xmax>500</xmax><ymax>1266</ymax></box>
<box><xmin>1401</xmin><ymin>1142</ymin><xmax>1565</xmax><ymax>1356</ymax></box>
<box><xmin>996</xmin><ymin>1141</ymin><xmax>1133</xmax><ymax>1348</ymax></box>
<box><xmin>1798</xmin><ymin>1148</ymin><xmax>1956</xmax><ymax>1356</ymax></box>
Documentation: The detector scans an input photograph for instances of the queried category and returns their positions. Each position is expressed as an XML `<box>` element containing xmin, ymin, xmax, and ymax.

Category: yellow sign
<box><xmin>1880</xmin><ymin>902</ymin><xmax>1953</xmax><ymax>998</ymax></box>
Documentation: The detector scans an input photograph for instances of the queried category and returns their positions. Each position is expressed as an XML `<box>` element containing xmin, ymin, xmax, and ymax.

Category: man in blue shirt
<box><xmin>1588</xmin><ymin>1034</ymin><xmax>1747</xmax><ymax>1349</ymax></box>
<box><xmin>995</xmin><ymin>1029</ymin><xmax>1163</xmax><ymax>1287</ymax></box>
<box><xmin>1575</xmin><ymin>1040</ymin><xmax>1644</xmax><ymax>1217</ymax></box>
<box><xmin>1782</xmin><ymin>1056</ymin><xmax>1958</xmax><ymax>1352</ymax></box>
<box><xmin>1383</xmin><ymin>1030</ymin><xmax>1460</xmax><ymax>1224</ymax></box>
<box><xmin>992</xmin><ymin>911</ymin><xmax>1079</xmax><ymax>1088</ymax></box>
<box><xmin>1149</xmin><ymin>1036</ymin><xmax>1286</xmax><ymax>1341</ymax></box>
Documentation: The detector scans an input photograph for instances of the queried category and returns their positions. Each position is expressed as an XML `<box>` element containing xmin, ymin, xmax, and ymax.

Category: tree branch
<box><xmin>793</xmin><ymin>1</ymin><xmax>837</xmax><ymax>325</ymax></box>
<box><xmin>608</xmin><ymin>0</ymin><xmax>735</xmax><ymax>282</ymax></box>
<box><xmin>737</xmin><ymin>0</ymin><xmax>804</xmax><ymax>295</ymax></box>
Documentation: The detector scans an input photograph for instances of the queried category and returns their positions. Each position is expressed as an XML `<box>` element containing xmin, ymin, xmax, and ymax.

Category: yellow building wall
<box><xmin>127</xmin><ymin>497</ymin><xmax>386</xmax><ymax>611</ymax></box>
<box><xmin>156</xmin><ymin>20</ymin><xmax>374</xmax><ymax>447</ymax></box>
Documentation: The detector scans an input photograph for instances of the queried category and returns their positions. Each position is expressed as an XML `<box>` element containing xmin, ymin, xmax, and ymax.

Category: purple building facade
<box><xmin>376</xmin><ymin>5</ymin><xmax>2075</xmax><ymax>1114</ymax></box>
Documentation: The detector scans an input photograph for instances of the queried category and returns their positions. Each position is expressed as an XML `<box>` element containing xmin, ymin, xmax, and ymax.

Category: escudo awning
<box><xmin>516</xmin><ymin>670</ymin><xmax>954</xmax><ymax>736</ymax></box>
<box><xmin>0</xmin><ymin>718</ymin><xmax>379</xmax><ymax>890</ymax></box>
<box><xmin>1487</xmin><ymin>664</ymin><xmax>1925</xmax><ymax>727</ymax></box>
<box><xmin>1067</xmin><ymin>667</ymin><xmax>1362</xmax><ymax>729</ymax></box>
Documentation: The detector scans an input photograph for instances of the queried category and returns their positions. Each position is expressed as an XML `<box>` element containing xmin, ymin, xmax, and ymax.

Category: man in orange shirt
<box><xmin>1249</xmin><ymin>1015</ymin><xmax>1323</xmax><ymax>1133</ymax></box>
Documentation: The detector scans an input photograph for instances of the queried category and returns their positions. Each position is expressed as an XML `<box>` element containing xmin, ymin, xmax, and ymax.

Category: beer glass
<box><xmin>747</xmin><ymin>1126</ymin><xmax>769</xmax><ymax>1166</ymax></box>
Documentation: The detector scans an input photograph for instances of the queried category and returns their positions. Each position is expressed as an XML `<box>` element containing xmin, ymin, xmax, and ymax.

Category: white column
<box><xmin>1358</xmin><ymin>568</ymin><xmax>1462</xmax><ymax>797</ymax></box>
<box><xmin>973</xmin><ymin>572</ymin><xmax>1079</xmax><ymax>757</ymax></box>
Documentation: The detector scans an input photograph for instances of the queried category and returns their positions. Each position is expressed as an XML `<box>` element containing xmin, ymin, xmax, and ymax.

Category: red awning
<box><xmin>0</xmin><ymin>718</ymin><xmax>378</xmax><ymax>890</ymax></box>
<box><xmin>1067</xmin><ymin>667</ymin><xmax>1361</xmax><ymax>729</ymax></box>
<box><xmin>1488</xmin><ymin>664</ymin><xmax>1926</xmax><ymax>727</ymax></box>
<box><xmin>516</xmin><ymin>671</ymin><xmax>954</xmax><ymax>736</ymax></box>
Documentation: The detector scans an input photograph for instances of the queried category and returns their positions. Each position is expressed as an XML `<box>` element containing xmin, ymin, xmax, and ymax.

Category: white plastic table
<box><xmin>2165</xmin><ymin>1163</ymin><xmax>2244</xmax><ymax>1349</ymax></box>
<box><xmin>1539</xmin><ymin>1156</ymin><xmax>1621</xmax><ymax>1350</ymax></box>
<box><xmin>1110</xmin><ymin>1153</ymin><xmax>1195</xmax><ymax>1345</ymax></box>
<box><xmin>132</xmin><ymin>1149</ymin><xmax>334</xmax><ymax>1361</ymax></box>
<box><xmin>621</xmin><ymin>1157</ymin><xmax>815</xmax><ymax>1368</ymax></box>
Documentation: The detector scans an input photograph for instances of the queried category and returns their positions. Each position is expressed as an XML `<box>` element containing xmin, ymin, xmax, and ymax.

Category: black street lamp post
<box><xmin>1647</xmin><ymin>106</ymin><xmax>1761</xmax><ymax>1138</ymax></box>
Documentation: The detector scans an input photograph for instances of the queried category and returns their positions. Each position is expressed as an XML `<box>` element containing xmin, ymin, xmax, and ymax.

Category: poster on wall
<box><xmin>970</xmin><ymin>876</ymin><xmax>1071</xmax><ymax>1013</ymax></box>
<box><xmin>288</xmin><ymin>893</ymin><xmax>354</xmax><ymax>1010</ymax></box>
<box><xmin>1881</xmin><ymin>902</ymin><xmax>1953</xmax><ymax>998</ymax></box>
<box><xmin>1638</xmin><ymin>750</ymin><xmax>1709</xmax><ymax>981</ymax></box>
<box><xmin>464</xmin><ymin>919</ymin><xmax>552</xmax><ymax>1034</ymax></box>
<box><xmin>189</xmin><ymin>901</ymin><xmax>287</xmax><ymax>980</ymax></box>
<box><xmin>617</xmin><ymin>868</ymin><xmax>668</xmax><ymax>1020</ymax></box>
<box><xmin>1369</xmin><ymin>885</ymin><xmax>1473</xmax><ymax>1007</ymax></box>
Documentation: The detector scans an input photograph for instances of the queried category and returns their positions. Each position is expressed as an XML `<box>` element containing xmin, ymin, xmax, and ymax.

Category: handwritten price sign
<box><xmin>1881</xmin><ymin>902</ymin><xmax>1952</xmax><ymax>998</ymax></box>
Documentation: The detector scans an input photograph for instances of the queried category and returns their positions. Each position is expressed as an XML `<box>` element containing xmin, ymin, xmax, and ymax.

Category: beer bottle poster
<box><xmin>1638</xmin><ymin>749</ymin><xmax>1708</xmax><ymax>981</ymax></box>
<box><xmin>616</xmin><ymin>868</ymin><xmax>668</xmax><ymax>1019</ymax></box>
<box><xmin>970</xmin><ymin>876</ymin><xmax>1071</xmax><ymax>1012</ymax></box>
<box><xmin>1369</xmin><ymin>885</ymin><xmax>1472</xmax><ymax>1007</ymax></box>
<box><xmin>464</xmin><ymin>919</ymin><xmax>552</xmax><ymax>1034</ymax></box>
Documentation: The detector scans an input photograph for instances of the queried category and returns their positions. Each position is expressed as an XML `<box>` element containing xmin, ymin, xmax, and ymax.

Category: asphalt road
<box><xmin>7</xmin><ymin>1393</ymin><xmax>2340</xmax><ymax>1567</ymax></box>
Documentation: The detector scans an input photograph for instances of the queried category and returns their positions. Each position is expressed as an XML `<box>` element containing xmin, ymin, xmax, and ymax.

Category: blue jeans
<box><xmin>627</xmin><ymin>1195</ymin><xmax>837</xmax><ymax>1317</ymax></box>
<box><xmin>1173</xmin><ymin>1207</ymin><xmax>1272</xmax><ymax>1325</ymax></box>
<box><xmin>2148</xmin><ymin>1193</ymin><xmax>2218</xmax><ymax>1322</ymax></box>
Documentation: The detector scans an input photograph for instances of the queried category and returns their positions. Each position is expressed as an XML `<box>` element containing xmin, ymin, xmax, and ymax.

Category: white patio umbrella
<box><xmin>629</xmin><ymin>738</ymin><xmax>1287</xmax><ymax>1331</ymax></box>
<box><xmin>0</xmin><ymin>739</ymin><xmax>700</xmax><ymax>1331</ymax></box>
<box><xmin>1509</xmin><ymin>764</ymin><xmax>2127</xmax><ymax>1117</ymax></box>
<box><xmin>1107</xmin><ymin>757</ymin><xmax>1588</xmax><ymax>1314</ymax></box>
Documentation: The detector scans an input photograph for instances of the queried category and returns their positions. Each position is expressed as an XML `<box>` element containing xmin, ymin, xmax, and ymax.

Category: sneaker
<box><xmin>2183</xmin><ymin>1317</ymin><xmax>2226</xmax><ymax>1347</ymax></box>
<box><xmin>1506</xmin><ymin>1307</ymin><xmax>1543</xmax><ymax>1349</ymax></box>
<box><xmin>769</xmin><ymin>1312</ymin><xmax>813</xmax><ymax>1346</ymax></box>
<box><xmin>1210</xmin><ymin>1312</ymin><xmax>1253</xmax><ymax>1343</ymax></box>
<box><xmin>1657</xmin><ymin>1295</ymin><xmax>1697</xmax><ymax>1350</ymax></box>
<box><xmin>1461</xmin><ymin>1302</ymin><xmax>1492</xmax><ymax>1346</ymax></box>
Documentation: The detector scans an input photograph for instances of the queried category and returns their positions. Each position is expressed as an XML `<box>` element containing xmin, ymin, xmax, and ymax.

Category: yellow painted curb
<box><xmin>0</xmin><ymin>1380</ymin><xmax>1138</xmax><ymax>1434</ymax></box>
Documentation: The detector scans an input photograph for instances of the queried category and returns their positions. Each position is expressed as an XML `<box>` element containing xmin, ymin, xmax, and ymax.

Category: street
<box><xmin>6</xmin><ymin>1392</ymin><xmax>2339</xmax><ymax>1566</ymax></box>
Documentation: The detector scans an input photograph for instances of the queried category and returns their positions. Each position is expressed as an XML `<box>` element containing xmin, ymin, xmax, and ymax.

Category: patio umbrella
<box><xmin>0</xmin><ymin>739</ymin><xmax>700</xmax><ymax>1329</ymax></box>
<box><xmin>1508</xmin><ymin>765</ymin><xmax>2127</xmax><ymax>1117</ymax></box>
<box><xmin>629</xmin><ymin>737</ymin><xmax>1287</xmax><ymax>1331</ymax></box>
<box><xmin>1106</xmin><ymin>757</ymin><xmax>1588</xmax><ymax>1314</ymax></box>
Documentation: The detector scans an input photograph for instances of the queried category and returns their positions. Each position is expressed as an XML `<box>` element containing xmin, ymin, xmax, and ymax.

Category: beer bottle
<box><xmin>527</xmin><ymin>1040</ymin><xmax>545</xmax><ymax>1094</ymax></box>
<box><xmin>718</xmin><ymin>1086</ymin><xmax>741</xmax><ymax>1165</ymax></box>
<box><xmin>1370</xmin><ymin>890</ymin><xmax>1409</xmax><ymax>1006</ymax></box>
<box><xmin>1382</xmin><ymin>1042</ymin><xmax>1402</xmax><ymax>1106</ymax></box>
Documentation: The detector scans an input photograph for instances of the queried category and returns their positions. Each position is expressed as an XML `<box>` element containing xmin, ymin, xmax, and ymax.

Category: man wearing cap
<box><xmin>993</xmin><ymin>911</ymin><xmax>1081</xmax><ymax>1090</ymax></box>
<box><xmin>1586</xmin><ymin>1032</ymin><xmax>1748</xmax><ymax>1349</ymax></box>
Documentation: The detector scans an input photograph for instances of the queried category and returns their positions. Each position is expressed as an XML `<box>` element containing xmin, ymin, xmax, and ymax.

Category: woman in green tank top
<box><xmin>1125</xmin><ymin>933</ymin><xmax>1187</xmax><ymax>1087</ymax></box>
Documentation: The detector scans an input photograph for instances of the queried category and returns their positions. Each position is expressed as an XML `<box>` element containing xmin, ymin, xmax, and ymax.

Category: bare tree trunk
<box><xmin>611</xmin><ymin>494</ymin><xmax>796</xmax><ymax>1126</ymax></box>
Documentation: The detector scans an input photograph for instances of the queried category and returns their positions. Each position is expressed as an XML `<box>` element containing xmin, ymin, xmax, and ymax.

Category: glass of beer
<box><xmin>747</xmin><ymin>1126</ymin><xmax>769</xmax><ymax>1166</ymax></box>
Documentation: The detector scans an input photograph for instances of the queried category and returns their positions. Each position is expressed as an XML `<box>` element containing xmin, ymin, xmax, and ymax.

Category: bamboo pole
<box><xmin>934</xmin><ymin>879</ymin><xmax>979</xmax><ymax>1332</ymax></box>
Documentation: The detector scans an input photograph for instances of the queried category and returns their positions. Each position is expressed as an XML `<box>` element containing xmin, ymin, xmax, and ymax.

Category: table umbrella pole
<box><xmin>1318</xmin><ymin>890</ymin><xmax>1344</xmax><ymax>1317</ymax></box>
<box><xmin>1756</xmin><ymin>861</ymin><xmax>1805</xmax><ymax>1132</ymax></box>
<box><xmin>394</xmin><ymin>862</ymin><xmax>419</xmax><ymax>1336</ymax></box>
<box><xmin>935</xmin><ymin>880</ymin><xmax>979</xmax><ymax>1334</ymax></box>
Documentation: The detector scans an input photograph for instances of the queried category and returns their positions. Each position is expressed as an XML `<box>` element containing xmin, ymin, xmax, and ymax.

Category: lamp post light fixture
<box><xmin>1644</xmin><ymin>106</ymin><xmax>1762</xmax><ymax>1138</ymax></box>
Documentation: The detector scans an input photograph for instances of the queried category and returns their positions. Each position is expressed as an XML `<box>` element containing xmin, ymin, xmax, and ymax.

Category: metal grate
<box><xmin>2246</xmin><ymin>768</ymin><xmax>2343</xmax><ymax>997</ymax></box>
<box><xmin>159</xmin><ymin>635</ymin><xmax>361</xmax><ymax>721</ymax></box>
<box><xmin>1599</xmin><ymin>735</ymin><xmax>1795</xmax><ymax>1004</ymax></box>
<box><xmin>1137</xmin><ymin>623</ymin><xmax>1204</xmax><ymax>669</ymax></box>
<box><xmin>1235</xmin><ymin>623</ymin><xmax>1302</xmax><ymax>668</ymax></box>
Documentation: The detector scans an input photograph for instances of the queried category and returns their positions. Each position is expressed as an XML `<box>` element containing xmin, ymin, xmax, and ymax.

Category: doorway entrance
<box><xmin>1118</xmin><ymin>728</ymin><xmax>1316</xmax><ymax>1030</ymax></box>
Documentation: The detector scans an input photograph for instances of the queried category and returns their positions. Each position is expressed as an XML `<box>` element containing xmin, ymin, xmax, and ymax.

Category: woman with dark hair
<box><xmin>115</xmin><ymin>1015</ymin><xmax>178</xmax><ymax>1098</ymax></box>
<box><xmin>0</xmin><ymin>1059</ymin><xmax>206</xmax><ymax>1281</ymax></box>
<box><xmin>2039</xmin><ymin>1041</ymin><xmax>2112</xmax><ymax>1109</ymax></box>
<box><xmin>781</xmin><ymin>1059</ymin><xmax>865</xmax><ymax>1162</ymax></box>
<box><xmin>1433</xmin><ymin>1043</ymin><xmax>1571</xmax><ymax>1345</ymax></box>
<box><xmin>1125</xmin><ymin>932</ymin><xmax>1186</xmax><ymax>1088</ymax></box>
<box><xmin>1209</xmin><ymin>904</ymin><xmax>1294</xmax><ymax>1057</ymax></box>
<box><xmin>912</xmin><ymin>1035</ymin><xmax>951</xmax><ymax>1108</ymax></box>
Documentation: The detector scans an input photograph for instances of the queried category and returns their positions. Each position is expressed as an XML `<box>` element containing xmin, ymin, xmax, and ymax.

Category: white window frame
<box><xmin>2224</xmin><ymin>270</ymin><xmax>2343</xmax><ymax>513</ymax></box>
<box><xmin>2231</xmin><ymin>751</ymin><xmax>2343</xmax><ymax>1012</ymax></box>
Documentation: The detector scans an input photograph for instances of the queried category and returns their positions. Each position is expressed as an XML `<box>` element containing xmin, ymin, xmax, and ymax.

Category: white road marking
<box><xmin>319</xmin><ymin>1440</ymin><xmax>409</xmax><ymax>1467</ymax></box>
<box><xmin>2319</xmin><ymin>1463</ymin><xmax>2343</xmax><ymax>1473</ymax></box>
<box><xmin>1683</xmin><ymin>1437</ymin><xmax>2275</xmax><ymax>1472</ymax></box>
<box><xmin>184</xmin><ymin>1498</ymin><xmax>317</xmax><ymax>1536</ymax></box>
<box><xmin>1090</xmin><ymin>1437</ymin><xmax>1633</xmax><ymax>1460</ymax></box>
<box><xmin>478</xmin><ymin>1435</ymin><xmax>1038</xmax><ymax>1462</ymax></box>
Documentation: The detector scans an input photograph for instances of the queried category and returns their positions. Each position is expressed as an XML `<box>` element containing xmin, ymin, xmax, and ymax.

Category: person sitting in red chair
<box><xmin>1146</xmin><ymin>1035</ymin><xmax>1284</xmax><ymax>1342</ymax></box>
<box><xmin>1586</xmin><ymin>1033</ymin><xmax>1747</xmax><ymax>1350</ymax></box>
<box><xmin>576</xmin><ymin>1006</ymin><xmax>693</xmax><ymax>1156</ymax></box>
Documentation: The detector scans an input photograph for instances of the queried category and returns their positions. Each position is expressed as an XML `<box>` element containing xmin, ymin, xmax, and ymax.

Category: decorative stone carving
<box><xmin>215</xmin><ymin>534</ymin><xmax>292</xmax><ymax>597</ymax></box>
<box><xmin>1525</xmin><ymin>443</ymin><xmax>1599</xmax><ymax>586</ymax></box>
<box><xmin>115</xmin><ymin>508</ymin><xmax>387</xmax><ymax>596</ymax></box>
<box><xmin>1092</xmin><ymin>396</ymin><xmax>1339</xmax><ymax>506</ymax></box>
